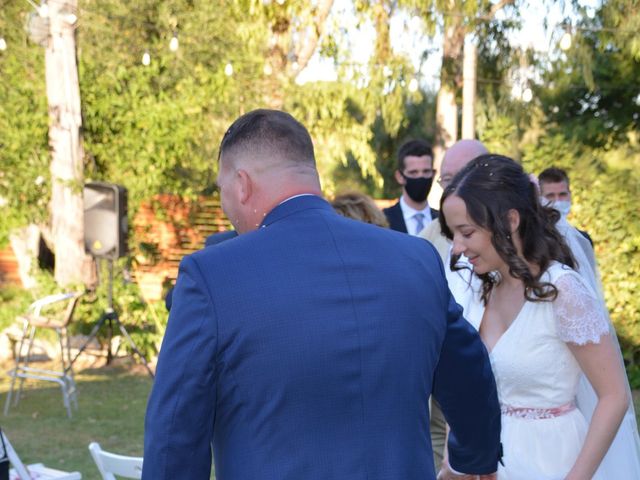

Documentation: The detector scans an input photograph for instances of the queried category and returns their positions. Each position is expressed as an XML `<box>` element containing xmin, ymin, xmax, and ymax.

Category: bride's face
<box><xmin>442</xmin><ymin>194</ymin><xmax>506</xmax><ymax>276</ymax></box>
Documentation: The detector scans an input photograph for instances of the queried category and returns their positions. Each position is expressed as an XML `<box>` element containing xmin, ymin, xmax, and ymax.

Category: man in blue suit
<box><xmin>143</xmin><ymin>109</ymin><xmax>501</xmax><ymax>480</ymax></box>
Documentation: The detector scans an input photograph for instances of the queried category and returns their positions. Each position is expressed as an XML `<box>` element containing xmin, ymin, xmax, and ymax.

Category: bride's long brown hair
<box><xmin>439</xmin><ymin>154</ymin><xmax>576</xmax><ymax>304</ymax></box>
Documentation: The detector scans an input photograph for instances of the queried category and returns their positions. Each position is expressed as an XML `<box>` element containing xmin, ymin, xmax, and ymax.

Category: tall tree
<box><xmin>46</xmin><ymin>0</ymin><xmax>92</xmax><ymax>286</ymax></box>
<box><xmin>262</xmin><ymin>0</ymin><xmax>335</xmax><ymax>108</ymax></box>
<box><xmin>537</xmin><ymin>0</ymin><xmax>640</xmax><ymax>149</ymax></box>
<box><xmin>402</xmin><ymin>0</ymin><xmax>517</xmax><ymax>162</ymax></box>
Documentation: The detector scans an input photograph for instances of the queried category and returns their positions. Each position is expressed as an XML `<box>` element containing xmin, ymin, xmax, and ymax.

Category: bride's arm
<box><xmin>565</xmin><ymin>337</ymin><xmax>629</xmax><ymax>480</ymax></box>
<box><xmin>553</xmin><ymin>272</ymin><xmax>629</xmax><ymax>480</ymax></box>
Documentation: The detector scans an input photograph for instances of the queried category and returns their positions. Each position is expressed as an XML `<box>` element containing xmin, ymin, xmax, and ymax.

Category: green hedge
<box><xmin>522</xmin><ymin>134</ymin><xmax>640</xmax><ymax>385</ymax></box>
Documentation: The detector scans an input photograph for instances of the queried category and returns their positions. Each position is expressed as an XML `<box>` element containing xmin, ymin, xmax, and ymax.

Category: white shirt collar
<box><xmin>400</xmin><ymin>195</ymin><xmax>432</xmax><ymax>235</ymax></box>
<box><xmin>278</xmin><ymin>193</ymin><xmax>317</xmax><ymax>206</ymax></box>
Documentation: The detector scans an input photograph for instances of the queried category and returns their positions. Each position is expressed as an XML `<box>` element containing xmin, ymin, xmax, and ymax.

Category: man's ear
<box><xmin>237</xmin><ymin>169</ymin><xmax>253</xmax><ymax>205</ymax></box>
<box><xmin>394</xmin><ymin>170</ymin><xmax>405</xmax><ymax>185</ymax></box>
<box><xmin>507</xmin><ymin>208</ymin><xmax>520</xmax><ymax>234</ymax></box>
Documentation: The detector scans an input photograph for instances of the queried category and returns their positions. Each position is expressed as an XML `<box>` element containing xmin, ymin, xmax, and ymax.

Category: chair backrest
<box><xmin>29</xmin><ymin>291</ymin><xmax>83</xmax><ymax>327</ymax></box>
<box><xmin>88</xmin><ymin>442</ymin><xmax>143</xmax><ymax>480</ymax></box>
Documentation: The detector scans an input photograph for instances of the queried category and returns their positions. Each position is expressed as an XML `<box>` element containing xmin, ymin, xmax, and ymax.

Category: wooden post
<box><xmin>45</xmin><ymin>0</ymin><xmax>90</xmax><ymax>286</ymax></box>
<box><xmin>462</xmin><ymin>39</ymin><xmax>477</xmax><ymax>139</ymax></box>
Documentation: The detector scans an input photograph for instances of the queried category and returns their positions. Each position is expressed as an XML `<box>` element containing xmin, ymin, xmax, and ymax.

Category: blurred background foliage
<box><xmin>1</xmin><ymin>0</ymin><xmax>638</xmax><ymax>379</ymax></box>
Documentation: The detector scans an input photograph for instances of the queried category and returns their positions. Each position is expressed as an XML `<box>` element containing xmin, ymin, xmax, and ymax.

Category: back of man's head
<box><xmin>220</xmin><ymin>109</ymin><xmax>316</xmax><ymax>171</ymax></box>
<box><xmin>217</xmin><ymin>109</ymin><xmax>321</xmax><ymax>233</ymax></box>
<box><xmin>440</xmin><ymin>139</ymin><xmax>488</xmax><ymax>186</ymax></box>
<box><xmin>538</xmin><ymin>167</ymin><xmax>570</xmax><ymax>187</ymax></box>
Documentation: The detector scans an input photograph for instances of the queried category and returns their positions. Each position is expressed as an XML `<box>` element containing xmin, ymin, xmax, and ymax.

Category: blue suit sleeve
<box><xmin>143</xmin><ymin>255</ymin><xmax>218</xmax><ymax>480</ymax></box>
<box><xmin>432</xmin><ymin>291</ymin><xmax>502</xmax><ymax>474</ymax></box>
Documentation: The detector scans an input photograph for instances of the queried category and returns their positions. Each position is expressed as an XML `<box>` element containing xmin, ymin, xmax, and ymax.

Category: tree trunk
<box><xmin>435</xmin><ymin>21</ymin><xmax>465</xmax><ymax>154</ymax></box>
<box><xmin>46</xmin><ymin>0</ymin><xmax>91</xmax><ymax>286</ymax></box>
<box><xmin>430</xmin><ymin>0</ymin><xmax>513</xmax><ymax>206</ymax></box>
<box><xmin>462</xmin><ymin>40</ymin><xmax>477</xmax><ymax>139</ymax></box>
<box><xmin>430</xmin><ymin>18</ymin><xmax>465</xmax><ymax>207</ymax></box>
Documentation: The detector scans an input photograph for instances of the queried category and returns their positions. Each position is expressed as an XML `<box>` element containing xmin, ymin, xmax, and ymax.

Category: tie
<box><xmin>414</xmin><ymin>213</ymin><xmax>425</xmax><ymax>235</ymax></box>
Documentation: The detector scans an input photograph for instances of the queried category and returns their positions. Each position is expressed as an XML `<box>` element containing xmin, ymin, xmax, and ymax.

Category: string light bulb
<box><xmin>408</xmin><ymin>78</ymin><xmax>419</xmax><ymax>93</ymax></box>
<box><xmin>38</xmin><ymin>2</ymin><xmax>49</xmax><ymax>18</ymax></box>
<box><xmin>142</xmin><ymin>51</ymin><xmax>151</xmax><ymax>66</ymax></box>
<box><xmin>263</xmin><ymin>63</ymin><xmax>273</xmax><ymax>75</ymax></box>
<box><xmin>169</xmin><ymin>34</ymin><xmax>179</xmax><ymax>52</ymax></box>
<box><xmin>65</xmin><ymin>13</ymin><xmax>78</xmax><ymax>24</ymax></box>
<box><xmin>224</xmin><ymin>63</ymin><xmax>233</xmax><ymax>76</ymax></box>
<box><xmin>0</xmin><ymin>38</ymin><xmax>7</xmax><ymax>51</ymax></box>
<box><xmin>522</xmin><ymin>88</ymin><xmax>533</xmax><ymax>103</ymax></box>
<box><xmin>560</xmin><ymin>31</ymin><xmax>572</xmax><ymax>51</ymax></box>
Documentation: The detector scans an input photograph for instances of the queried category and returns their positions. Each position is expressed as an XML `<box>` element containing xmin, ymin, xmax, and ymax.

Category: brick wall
<box><xmin>1</xmin><ymin>196</ymin><xmax>396</xmax><ymax>297</ymax></box>
<box><xmin>132</xmin><ymin>194</ymin><xmax>232</xmax><ymax>300</ymax></box>
<box><xmin>0</xmin><ymin>246</ymin><xmax>21</xmax><ymax>286</ymax></box>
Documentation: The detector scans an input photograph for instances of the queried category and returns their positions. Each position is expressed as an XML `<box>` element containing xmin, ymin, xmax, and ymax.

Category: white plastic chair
<box><xmin>88</xmin><ymin>442</ymin><xmax>143</xmax><ymax>480</ymax></box>
<box><xmin>1</xmin><ymin>429</ymin><xmax>81</xmax><ymax>479</ymax></box>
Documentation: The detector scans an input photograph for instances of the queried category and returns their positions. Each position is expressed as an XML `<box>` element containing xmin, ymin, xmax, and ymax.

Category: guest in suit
<box><xmin>538</xmin><ymin>167</ymin><xmax>593</xmax><ymax>246</ymax></box>
<box><xmin>143</xmin><ymin>109</ymin><xmax>501</xmax><ymax>480</ymax></box>
<box><xmin>383</xmin><ymin>139</ymin><xmax>438</xmax><ymax>235</ymax></box>
<box><xmin>164</xmin><ymin>230</ymin><xmax>238</xmax><ymax>311</ymax></box>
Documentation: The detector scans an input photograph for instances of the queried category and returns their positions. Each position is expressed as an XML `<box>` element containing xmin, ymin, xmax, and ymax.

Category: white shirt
<box><xmin>400</xmin><ymin>195</ymin><xmax>433</xmax><ymax>236</ymax></box>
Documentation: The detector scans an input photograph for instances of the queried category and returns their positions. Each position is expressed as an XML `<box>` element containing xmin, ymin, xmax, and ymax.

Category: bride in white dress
<box><xmin>437</xmin><ymin>154</ymin><xmax>638</xmax><ymax>480</ymax></box>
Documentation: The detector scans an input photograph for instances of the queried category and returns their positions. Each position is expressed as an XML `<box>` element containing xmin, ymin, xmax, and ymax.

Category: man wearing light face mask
<box><xmin>383</xmin><ymin>140</ymin><xmax>438</xmax><ymax>235</ymax></box>
<box><xmin>539</xmin><ymin>167</ymin><xmax>593</xmax><ymax>246</ymax></box>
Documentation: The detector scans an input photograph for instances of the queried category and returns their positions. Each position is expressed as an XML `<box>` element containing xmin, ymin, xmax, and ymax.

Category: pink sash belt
<box><xmin>501</xmin><ymin>401</ymin><xmax>576</xmax><ymax>420</ymax></box>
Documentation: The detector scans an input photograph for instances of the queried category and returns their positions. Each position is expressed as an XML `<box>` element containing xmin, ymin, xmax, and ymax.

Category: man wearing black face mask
<box><xmin>383</xmin><ymin>139</ymin><xmax>438</xmax><ymax>235</ymax></box>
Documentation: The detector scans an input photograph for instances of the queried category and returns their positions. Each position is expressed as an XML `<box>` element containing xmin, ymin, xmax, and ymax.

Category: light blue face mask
<box><xmin>550</xmin><ymin>200</ymin><xmax>571</xmax><ymax>218</ymax></box>
<box><xmin>540</xmin><ymin>197</ymin><xmax>572</xmax><ymax>218</ymax></box>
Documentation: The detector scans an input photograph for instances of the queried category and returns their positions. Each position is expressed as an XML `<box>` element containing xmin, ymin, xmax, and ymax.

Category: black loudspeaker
<box><xmin>84</xmin><ymin>182</ymin><xmax>128</xmax><ymax>259</ymax></box>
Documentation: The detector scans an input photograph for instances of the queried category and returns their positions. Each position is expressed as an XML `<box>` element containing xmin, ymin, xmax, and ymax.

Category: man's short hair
<box><xmin>219</xmin><ymin>109</ymin><xmax>316</xmax><ymax>167</ymax></box>
<box><xmin>397</xmin><ymin>140</ymin><xmax>433</xmax><ymax>171</ymax></box>
<box><xmin>539</xmin><ymin>167</ymin><xmax>570</xmax><ymax>187</ymax></box>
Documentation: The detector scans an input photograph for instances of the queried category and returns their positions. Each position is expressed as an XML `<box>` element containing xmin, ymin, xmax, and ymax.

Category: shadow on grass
<box><xmin>0</xmin><ymin>362</ymin><xmax>152</xmax><ymax>480</ymax></box>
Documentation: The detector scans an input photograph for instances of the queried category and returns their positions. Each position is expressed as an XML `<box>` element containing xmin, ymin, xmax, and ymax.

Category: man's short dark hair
<box><xmin>397</xmin><ymin>140</ymin><xmax>433</xmax><ymax>171</ymax></box>
<box><xmin>219</xmin><ymin>109</ymin><xmax>316</xmax><ymax>166</ymax></box>
<box><xmin>539</xmin><ymin>167</ymin><xmax>570</xmax><ymax>187</ymax></box>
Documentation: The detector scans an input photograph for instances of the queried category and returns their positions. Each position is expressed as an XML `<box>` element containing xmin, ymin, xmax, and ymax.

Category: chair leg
<box><xmin>56</xmin><ymin>329</ymin><xmax>70</xmax><ymax>417</ymax></box>
<box><xmin>15</xmin><ymin>325</ymin><xmax>37</xmax><ymax>405</ymax></box>
<box><xmin>3</xmin><ymin>320</ymin><xmax>29</xmax><ymax>415</ymax></box>
<box><xmin>61</xmin><ymin>327</ymin><xmax>78</xmax><ymax>410</ymax></box>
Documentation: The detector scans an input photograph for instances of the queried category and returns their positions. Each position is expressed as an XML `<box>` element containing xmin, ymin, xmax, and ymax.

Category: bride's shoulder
<box><xmin>543</xmin><ymin>261</ymin><xmax>579</xmax><ymax>282</ymax></box>
<box><xmin>544</xmin><ymin>261</ymin><xmax>599</xmax><ymax>300</ymax></box>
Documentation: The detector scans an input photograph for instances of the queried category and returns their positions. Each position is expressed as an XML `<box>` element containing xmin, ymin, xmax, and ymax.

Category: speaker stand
<box><xmin>70</xmin><ymin>259</ymin><xmax>154</xmax><ymax>378</ymax></box>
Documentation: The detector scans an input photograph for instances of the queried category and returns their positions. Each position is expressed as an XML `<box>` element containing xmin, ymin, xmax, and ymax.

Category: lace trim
<box><xmin>553</xmin><ymin>272</ymin><xmax>610</xmax><ymax>345</ymax></box>
<box><xmin>501</xmin><ymin>402</ymin><xmax>576</xmax><ymax>420</ymax></box>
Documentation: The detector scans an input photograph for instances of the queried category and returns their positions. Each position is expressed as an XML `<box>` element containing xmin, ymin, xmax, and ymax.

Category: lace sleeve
<box><xmin>553</xmin><ymin>272</ymin><xmax>611</xmax><ymax>345</ymax></box>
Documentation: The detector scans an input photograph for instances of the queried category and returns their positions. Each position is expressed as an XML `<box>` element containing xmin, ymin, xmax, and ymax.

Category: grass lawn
<box><xmin>0</xmin><ymin>361</ymin><xmax>152</xmax><ymax>480</ymax></box>
<box><xmin>1</xmin><ymin>360</ymin><xmax>640</xmax><ymax>479</ymax></box>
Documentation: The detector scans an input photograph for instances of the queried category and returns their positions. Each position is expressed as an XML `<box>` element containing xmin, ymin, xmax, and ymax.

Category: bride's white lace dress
<box><xmin>451</xmin><ymin>261</ymin><xmax>640</xmax><ymax>479</ymax></box>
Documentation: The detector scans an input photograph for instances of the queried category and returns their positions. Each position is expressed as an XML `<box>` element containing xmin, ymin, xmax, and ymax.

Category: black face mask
<box><xmin>402</xmin><ymin>174</ymin><xmax>433</xmax><ymax>203</ymax></box>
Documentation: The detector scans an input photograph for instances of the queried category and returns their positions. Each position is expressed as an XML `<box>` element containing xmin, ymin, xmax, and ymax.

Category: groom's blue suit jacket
<box><xmin>143</xmin><ymin>195</ymin><xmax>500</xmax><ymax>480</ymax></box>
